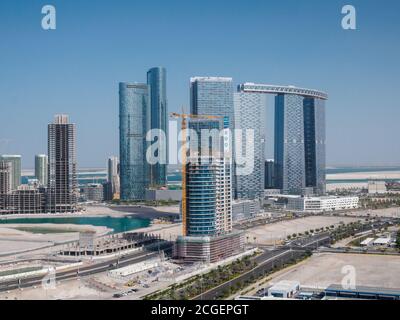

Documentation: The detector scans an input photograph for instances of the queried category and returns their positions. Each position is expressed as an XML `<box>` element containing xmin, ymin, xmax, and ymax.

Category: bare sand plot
<box><xmin>245</xmin><ymin>216</ymin><xmax>360</xmax><ymax>245</ymax></box>
<box><xmin>344</xmin><ymin>207</ymin><xmax>400</xmax><ymax>218</ymax></box>
<box><xmin>135</xmin><ymin>223</ymin><xmax>182</xmax><ymax>241</ymax></box>
<box><xmin>0</xmin><ymin>224</ymin><xmax>109</xmax><ymax>256</ymax></box>
<box><xmin>0</xmin><ymin>278</ymin><xmax>109</xmax><ymax>300</ymax></box>
<box><xmin>269</xmin><ymin>253</ymin><xmax>400</xmax><ymax>290</ymax></box>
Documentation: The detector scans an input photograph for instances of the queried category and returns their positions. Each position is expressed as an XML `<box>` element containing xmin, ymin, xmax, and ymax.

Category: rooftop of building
<box><xmin>190</xmin><ymin>76</ymin><xmax>233</xmax><ymax>83</ymax></box>
<box><xmin>238</xmin><ymin>82</ymin><xmax>328</xmax><ymax>100</ymax></box>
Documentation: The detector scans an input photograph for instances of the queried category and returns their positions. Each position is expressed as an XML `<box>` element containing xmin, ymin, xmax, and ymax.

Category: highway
<box><xmin>192</xmin><ymin>233</ymin><xmax>333</xmax><ymax>300</ymax></box>
<box><xmin>0</xmin><ymin>244</ymin><xmax>172</xmax><ymax>292</ymax></box>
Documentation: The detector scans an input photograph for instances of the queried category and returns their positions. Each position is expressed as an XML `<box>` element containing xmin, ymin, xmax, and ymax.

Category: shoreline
<box><xmin>0</xmin><ymin>204</ymin><xmax>180</xmax><ymax>221</ymax></box>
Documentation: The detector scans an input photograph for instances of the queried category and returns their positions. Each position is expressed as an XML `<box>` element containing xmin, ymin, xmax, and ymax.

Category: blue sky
<box><xmin>0</xmin><ymin>0</ymin><xmax>399</xmax><ymax>168</ymax></box>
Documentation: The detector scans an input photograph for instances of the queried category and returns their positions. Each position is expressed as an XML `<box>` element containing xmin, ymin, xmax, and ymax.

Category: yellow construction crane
<box><xmin>170</xmin><ymin>112</ymin><xmax>221</xmax><ymax>236</ymax></box>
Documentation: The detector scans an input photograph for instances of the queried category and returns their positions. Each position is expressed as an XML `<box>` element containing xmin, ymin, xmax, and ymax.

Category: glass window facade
<box><xmin>119</xmin><ymin>83</ymin><xmax>151</xmax><ymax>200</ymax></box>
<box><xmin>147</xmin><ymin>67</ymin><xmax>167</xmax><ymax>187</ymax></box>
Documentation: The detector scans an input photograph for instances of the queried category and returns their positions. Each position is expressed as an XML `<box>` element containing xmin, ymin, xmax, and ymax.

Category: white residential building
<box><xmin>287</xmin><ymin>196</ymin><xmax>359</xmax><ymax>212</ymax></box>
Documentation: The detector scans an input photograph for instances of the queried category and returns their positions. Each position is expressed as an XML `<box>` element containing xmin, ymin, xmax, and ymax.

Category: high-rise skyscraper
<box><xmin>190</xmin><ymin>77</ymin><xmax>235</xmax><ymax>195</ymax></box>
<box><xmin>190</xmin><ymin>77</ymin><xmax>234</xmax><ymax>130</ymax></box>
<box><xmin>0</xmin><ymin>161</ymin><xmax>12</xmax><ymax>211</ymax></box>
<box><xmin>119</xmin><ymin>83</ymin><xmax>150</xmax><ymax>200</ymax></box>
<box><xmin>275</xmin><ymin>94</ymin><xmax>327</xmax><ymax>195</ymax></box>
<box><xmin>275</xmin><ymin>94</ymin><xmax>307</xmax><ymax>195</ymax></box>
<box><xmin>185</xmin><ymin>156</ymin><xmax>232</xmax><ymax>237</ymax></box>
<box><xmin>304</xmin><ymin>97</ymin><xmax>326</xmax><ymax>195</ymax></box>
<box><xmin>35</xmin><ymin>154</ymin><xmax>48</xmax><ymax>186</ymax></box>
<box><xmin>47</xmin><ymin>115</ymin><xmax>78</xmax><ymax>213</ymax></box>
<box><xmin>0</xmin><ymin>155</ymin><xmax>21</xmax><ymax>190</ymax></box>
<box><xmin>147</xmin><ymin>67</ymin><xmax>168</xmax><ymax>187</ymax></box>
<box><xmin>264</xmin><ymin>160</ymin><xmax>275</xmax><ymax>189</ymax></box>
<box><xmin>0</xmin><ymin>161</ymin><xmax>11</xmax><ymax>195</ymax></box>
<box><xmin>107</xmin><ymin>156</ymin><xmax>120</xmax><ymax>198</ymax></box>
<box><xmin>234</xmin><ymin>91</ymin><xmax>266</xmax><ymax>200</ymax></box>
<box><xmin>238</xmin><ymin>83</ymin><xmax>327</xmax><ymax>196</ymax></box>
<box><xmin>174</xmin><ymin>116</ymin><xmax>243</xmax><ymax>264</ymax></box>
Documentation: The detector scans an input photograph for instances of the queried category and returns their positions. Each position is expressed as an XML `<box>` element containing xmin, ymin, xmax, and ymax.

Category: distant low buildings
<box><xmin>286</xmin><ymin>195</ymin><xmax>359</xmax><ymax>213</ymax></box>
<box><xmin>368</xmin><ymin>180</ymin><xmax>387</xmax><ymax>194</ymax></box>
<box><xmin>145</xmin><ymin>189</ymin><xmax>181</xmax><ymax>201</ymax></box>
<box><xmin>80</xmin><ymin>183</ymin><xmax>104</xmax><ymax>202</ymax></box>
<box><xmin>232</xmin><ymin>199</ymin><xmax>261</xmax><ymax>222</ymax></box>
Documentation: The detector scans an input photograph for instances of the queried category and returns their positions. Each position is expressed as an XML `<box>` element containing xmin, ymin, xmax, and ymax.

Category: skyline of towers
<box><xmin>119</xmin><ymin>82</ymin><xmax>151</xmax><ymax>200</ymax></box>
<box><xmin>147</xmin><ymin>67</ymin><xmax>168</xmax><ymax>187</ymax></box>
<box><xmin>119</xmin><ymin>67</ymin><xmax>169</xmax><ymax>201</ymax></box>
<box><xmin>47</xmin><ymin>114</ymin><xmax>78</xmax><ymax>213</ymax></box>
<box><xmin>239</xmin><ymin>83</ymin><xmax>328</xmax><ymax>196</ymax></box>
<box><xmin>35</xmin><ymin>154</ymin><xmax>48</xmax><ymax>186</ymax></box>
<box><xmin>0</xmin><ymin>155</ymin><xmax>21</xmax><ymax>191</ymax></box>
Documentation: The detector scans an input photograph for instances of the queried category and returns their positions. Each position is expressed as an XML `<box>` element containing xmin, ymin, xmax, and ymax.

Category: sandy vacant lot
<box><xmin>245</xmin><ymin>216</ymin><xmax>360</xmax><ymax>245</ymax></box>
<box><xmin>269</xmin><ymin>253</ymin><xmax>400</xmax><ymax>289</ymax></box>
<box><xmin>0</xmin><ymin>224</ymin><xmax>109</xmax><ymax>257</ymax></box>
<box><xmin>0</xmin><ymin>278</ymin><xmax>110</xmax><ymax>300</ymax></box>
<box><xmin>343</xmin><ymin>207</ymin><xmax>400</xmax><ymax>218</ymax></box>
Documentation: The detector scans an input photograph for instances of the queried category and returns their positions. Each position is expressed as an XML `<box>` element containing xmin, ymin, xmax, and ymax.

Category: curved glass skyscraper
<box><xmin>119</xmin><ymin>83</ymin><xmax>150</xmax><ymax>200</ymax></box>
<box><xmin>147</xmin><ymin>67</ymin><xmax>167</xmax><ymax>187</ymax></box>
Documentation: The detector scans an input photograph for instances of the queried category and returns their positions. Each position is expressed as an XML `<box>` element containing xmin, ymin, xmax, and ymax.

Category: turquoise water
<box><xmin>0</xmin><ymin>216</ymin><xmax>150</xmax><ymax>233</ymax></box>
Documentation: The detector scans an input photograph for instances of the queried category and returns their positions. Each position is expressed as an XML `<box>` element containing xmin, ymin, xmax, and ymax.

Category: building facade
<box><xmin>274</xmin><ymin>94</ymin><xmax>307</xmax><ymax>195</ymax></box>
<box><xmin>3</xmin><ymin>186</ymin><xmax>46</xmax><ymax>214</ymax></box>
<box><xmin>190</xmin><ymin>77</ymin><xmax>234</xmax><ymax>130</ymax></box>
<box><xmin>47</xmin><ymin>115</ymin><xmax>78</xmax><ymax>213</ymax></box>
<box><xmin>0</xmin><ymin>155</ymin><xmax>21</xmax><ymax>190</ymax></box>
<box><xmin>147</xmin><ymin>67</ymin><xmax>168</xmax><ymax>187</ymax></box>
<box><xmin>80</xmin><ymin>183</ymin><xmax>104</xmax><ymax>202</ymax></box>
<box><xmin>0</xmin><ymin>161</ymin><xmax>12</xmax><ymax>212</ymax></box>
<box><xmin>303</xmin><ymin>97</ymin><xmax>326</xmax><ymax>195</ymax></box>
<box><xmin>119</xmin><ymin>83</ymin><xmax>151</xmax><ymax>200</ymax></box>
<box><xmin>287</xmin><ymin>196</ymin><xmax>359</xmax><ymax>212</ymax></box>
<box><xmin>35</xmin><ymin>154</ymin><xmax>48</xmax><ymax>186</ymax></box>
<box><xmin>265</xmin><ymin>160</ymin><xmax>275</xmax><ymax>189</ymax></box>
<box><xmin>232</xmin><ymin>199</ymin><xmax>261</xmax><ymax>222</ymax></box>
<box><xmin>185</xmin><ymin>156</ymin><xmax>232</xmax><ymax>237</ymax></box>
<box><xmin>107</xmin><ymin>156</ymin><xmax>120</xmax><ymax>199</ymax></box>
<box><xmin>190</xmin><ymin>77</ymin><xmax>235</xmax><ymax>196</ymax></box>
<box><xmin>238</xmin><ymin>83</ymin><xmax>327</xmax><ymax>196</ymax></box>
<box><xmin>234</xmin><ymin>91</ymin><xmax>266</xmax><ymax>200</ymax></box>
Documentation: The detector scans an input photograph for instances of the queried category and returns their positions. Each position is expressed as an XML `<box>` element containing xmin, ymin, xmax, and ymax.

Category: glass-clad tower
<box><xmin>190</xmin><ymin>77</ymin><xmax>235</xmax><ymax>194</ymax></box>
<box><xmin>275</xmin><ymin>94</ymin><xmax>326</xmax><ymax>195</ymax></box>
<box><xmin>185</xmin><ymin>118</ymin><xmax>232</xmax><ymax>237</ymax></box>
<box><xmin>275</xmin><ymin>94</ymin><xmax>306</xmax><ymax>194</ymax></box>
<box><xmin>35</xmin><ymin>154</ymin><xmax>48</xmax><ymax>186</ymax></box>
<box><xmin>0</xmin><ymin>155</ymin><xmax>21</xmax><ymax>190</ymax></box>
<box><xmin>304</xmin><ymin>97</ymin><xmax>326</xmax><ymax>195</ymax></box>
<box><xmin>234</xmin><ymin>92</ymin><xmax>266</xmax><ymax>200</ymax></box>
<box><xmin>238</xmin><ymin>83</ymin><xmax>327</xmax><ymax>196</ymax></box>
<box><xmin>147</xmin><ymin>67</ymin><xmax>167</xmax><ymax>187</ymax></box>
<box><xmin>119</xmin><ymin>83</ymin><xmax>150</xmax><ymax>200</ymax></box>
<box><xmin>190</xmin><ymin>77</ymin><xmax>234</xmax><ymax>130</ymax></box>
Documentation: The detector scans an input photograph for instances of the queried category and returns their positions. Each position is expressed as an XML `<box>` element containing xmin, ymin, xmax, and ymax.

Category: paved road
<box><xmin>192</xmin><ymin>233</ymin><xmax>333</xmax><ymax>300</ymax></box>
<box><xmin>0</xmin><ymin>244</ymin><xmax>172</xmax><ymax>292</ymax></box>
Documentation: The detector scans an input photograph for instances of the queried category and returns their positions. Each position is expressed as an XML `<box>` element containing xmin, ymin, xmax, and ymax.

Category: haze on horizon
<box><xmin>1</xmin><ymin>0</ymin><xmax>399</xmax><ymax>169</ymax></box>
